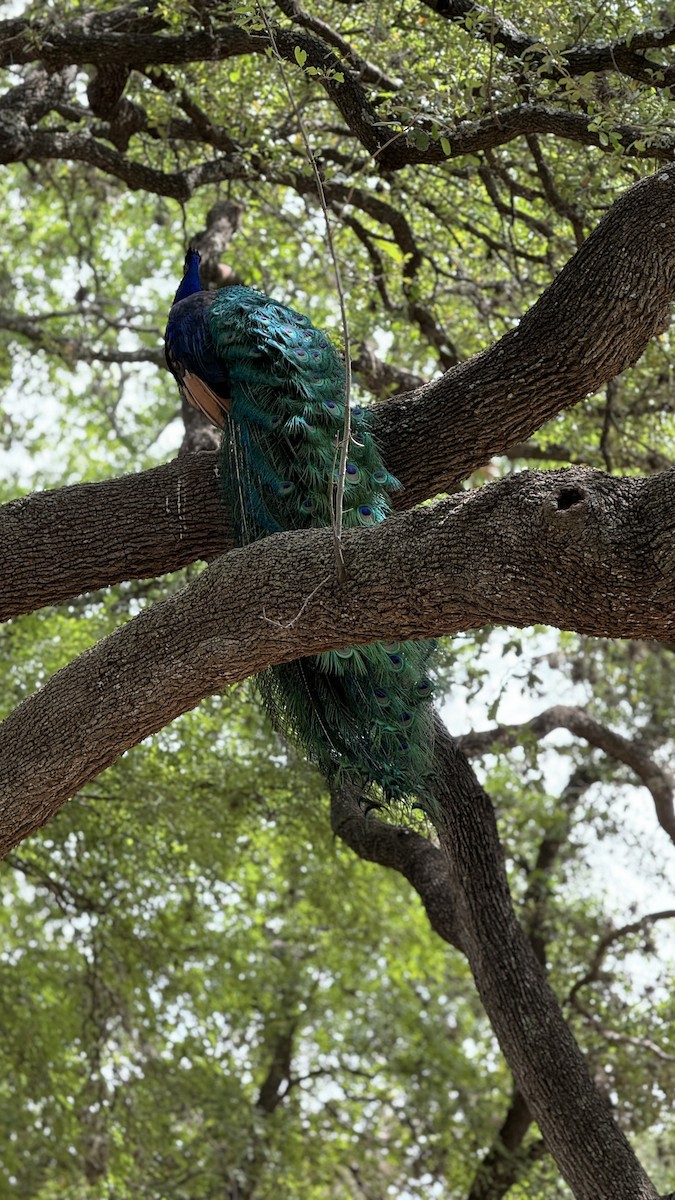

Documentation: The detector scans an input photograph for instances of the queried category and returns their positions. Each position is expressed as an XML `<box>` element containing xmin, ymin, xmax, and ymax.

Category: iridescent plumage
<box><xmin>165</xmin><ymin>250</ymin><xmax>435</xmax><ymax>804</ymax></box>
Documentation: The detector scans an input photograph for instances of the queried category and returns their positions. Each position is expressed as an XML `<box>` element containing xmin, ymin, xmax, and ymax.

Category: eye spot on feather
<box><xmin>345</xmin><ymin>463</ymin><xmax>361</xmax><ymax>484</ymax></box>
<box><xmin>335</xmin><ymin>647</ymin><xmax>354</xmax><ymax>659</ymax></box>
<box><xmin>399</xmin><ymin>711</ymin><xmax>413</xmax><ymax>727</ymax></box>
<box><xmin>357</xmin><ymin>505</ymin><xmax>376</xmax><ymax>526</ymax></box>
<box><xmin>372</xmin><ymin>469</ymin><xmax>388</xmax><ymax>485</ymax></box>
<box><xmin>416</xmin><ymin>678</ymin><xmax>432</xmax><ymax>697</ymax></box>
<box><xmin>276</xmin><ymin>480</ymin><xmax>294</xmax><ymax>497</ymax></box>
<box><xmin>387</xmin><ymin>653</ymin><xmax>403</xmax><ymax>671</ymax></box>
<box><xmin>300</xmin><ymin>497</ymin><xmax>314</xmax><ymax>513</ymax></box>
<box><xmin>373</xmin><ymin>687</ymin><xmax>390</xmax><ymax>707</ymax></box>
<box><xmin>323</xmin><ymin>400</ymin><xmax>342</xmax><ymax>419</ymax></box>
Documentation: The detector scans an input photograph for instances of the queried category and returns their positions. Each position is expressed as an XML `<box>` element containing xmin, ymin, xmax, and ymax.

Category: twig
<box><xmin>260</xmin><ymin>573</ymin><xmax>332</xmax><ymax>629</ymax></box>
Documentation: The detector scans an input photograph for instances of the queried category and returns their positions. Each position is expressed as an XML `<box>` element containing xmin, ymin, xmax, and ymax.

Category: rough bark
<box><xmin>330</xmin><ymin>782</ymin><xmax>464</xmax><ymax>952</ymax></box>
<box><xmin>0</xmin><ymin>455</ymin><xmax>227</xmax><ymax>620</ymax></box>
<box><xmin>378</xmin><ymin>168</ymin><xmax>675</xmax><ymax>506</ymax></box>
<box><xmin>3</xmin><ymin>466</ymin><xmax>675</xmax><ymax>855</ymax></box>
<box><xmin>2</xmin><ymin>169</ymin><xmax>675</xmax><ymax>622</ymax></box>
<box><xmin>430</xmin><ymin>722</ymin><xmax>659</xmax><ymax>1200</ymax></box>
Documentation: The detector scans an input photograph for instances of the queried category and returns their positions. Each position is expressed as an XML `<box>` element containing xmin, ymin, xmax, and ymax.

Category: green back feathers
<box><xmin>208</xmin><ymin>286</ymin><xmax>435</xmax><ymax>804</ymax></box>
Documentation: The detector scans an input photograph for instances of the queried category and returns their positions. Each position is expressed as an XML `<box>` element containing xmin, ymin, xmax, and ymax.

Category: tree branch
<box><xmin>378</xmin><ymin>167</ymin><xmax>675</xmax><ymax>505</ymax></box>
<box><xmin>329</xmin><ymin>781</ymin><xmax>464</xmax><ymax>951</ymax></box>
<box><xmin>3</xmin><ymin>467</ymin><xmax>675</xmax><ymax>852</ymax></box>
<box><xmin>466</xmin><ymin>1088</ymin><xmax>536</xmax><ymax>1200</ymax></box>
<box><xmin>569</xmin><ymin>909</ymin><xmax>675</xmax><ymax>1005</ymax></box>
<box><xmin>0</xmin><ymin>454</ymin><xmax>227</xmax><ymax>620</ymax></box>
<box><xmin>3</xmin><ymin>166</ymin><xmax>675</xmax><ymax>617</ymax></box>
<box><xmin>429</xmin><ymin>721</ymin><xmax>659</xmax><ymax>1200</ymax></box>
<box><xmin>420</xmin><ymin>2</ymin><xmax>675</xmax><ymax>88</ymax></box>
<box><xmin>459</xmin><ymin>705</ymin><xmax>675</xmax><ymax>845</ymax></box>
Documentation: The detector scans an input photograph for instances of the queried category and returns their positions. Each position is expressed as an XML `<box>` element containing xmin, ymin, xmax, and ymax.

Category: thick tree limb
<box><xmin>331</xmin><ymin>754</ymin><xmax>667</xmax><ymax>1199</ymax></box>
<box><xmin>3</xmin><ymin>167</ymin><xmax>675</xmax><ymax>619</ymax></box>
<box><xmin>7</xmin><ymin>105</ymin><xmax>671</xmax><ymax>189</ymax></box>
<box><xmin>0</xmin><ymin>455</ymin><xmax>227</xmax><ymax>620</ymax></box>
<box><xmin>330</xmin><ymin>790</ymin><xmax>543</xmax><ymax>1200</ymax></box>
<box><xmin>3</xmin><ymin>466</ymin><xmax>675</xmax><ymax>852</ymax></box>
<box><xmin>328</xmin><ymin>732</ymin><xmax>659</xmax><ymax>1199</ymax></box>
<box><xmin>430</xmin><ymin>722</ymin><xmax>658</xmax><ymax>1200</ymax></box>
<box><xmin>379</xmin><ymin>167</ymin><xmax>675</xmax><ymax>506</ymax></box>
<box><xmin>329</xmin><ymin>782</ymin><xmax>464</xmax><ymax>951</ymax></box>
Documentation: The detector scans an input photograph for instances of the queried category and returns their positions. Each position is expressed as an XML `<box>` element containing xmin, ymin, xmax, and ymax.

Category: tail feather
<box><xmin>207</xmin><ymin>285</ymin><xmax>436</xmax><ymax>805</ymax></box>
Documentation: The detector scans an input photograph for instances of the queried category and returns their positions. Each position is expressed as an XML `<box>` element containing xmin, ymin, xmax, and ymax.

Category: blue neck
<box><xmin>173</xmin><ymin>248</ymin><xmax>202</xmax><ymax>304</ymax></box>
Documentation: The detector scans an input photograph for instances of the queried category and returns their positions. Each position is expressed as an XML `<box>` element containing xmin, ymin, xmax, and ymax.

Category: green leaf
<box><xmin>294</xmin><ymin>46</ymin><xmax>307</xmax><ymax>67</ymax></box>
<box><xmin>411</xmin><ymin>127</ymin><xmax>430</xmax><ymax>151</ymax></box>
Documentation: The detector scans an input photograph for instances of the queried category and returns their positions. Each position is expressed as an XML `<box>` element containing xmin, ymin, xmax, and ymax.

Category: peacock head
<box><xmin>172</xmin><ymin>247</ymin><xmax>203</xmax><ymax>305</ymax></box>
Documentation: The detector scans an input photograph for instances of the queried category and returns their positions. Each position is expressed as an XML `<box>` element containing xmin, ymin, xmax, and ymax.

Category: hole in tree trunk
<box><xmin>556</xmin><ymin>487</ymin><xmax>586</xmax><ymax>510</ymax></box>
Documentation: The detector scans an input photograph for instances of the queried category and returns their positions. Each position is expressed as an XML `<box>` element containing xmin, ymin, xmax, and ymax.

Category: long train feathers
<box><xmin>165</xmin><ymin>250</ymin><xmax>435</xmax><ymax>805</ymax></box>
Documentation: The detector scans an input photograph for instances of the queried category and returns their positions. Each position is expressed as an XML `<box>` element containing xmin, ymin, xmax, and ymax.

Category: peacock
<box><xmin>165</xmin><ymin>249</ymin><xmax>436</xmax><ymax>805</ymax></box>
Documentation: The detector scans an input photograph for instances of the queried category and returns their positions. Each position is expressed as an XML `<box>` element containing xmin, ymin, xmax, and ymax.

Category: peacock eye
<box><xmin>345</xmin><ymin>463</ymin><xmax>361</xmax><ymax>484</ymax></box>
<box><xmin>373</xmin><ymin>687</ymin><xmax>390</xmax><ymax>707</ymax></box>
<box><xmin>372</xmin><ymin>469</ymin><xmax>388</xmax><ymax>485</ymax></box>
<box><xmin>357</xmin><ymin>505</ymin><xmax>376</xmax><ymax>526</ymax></box>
